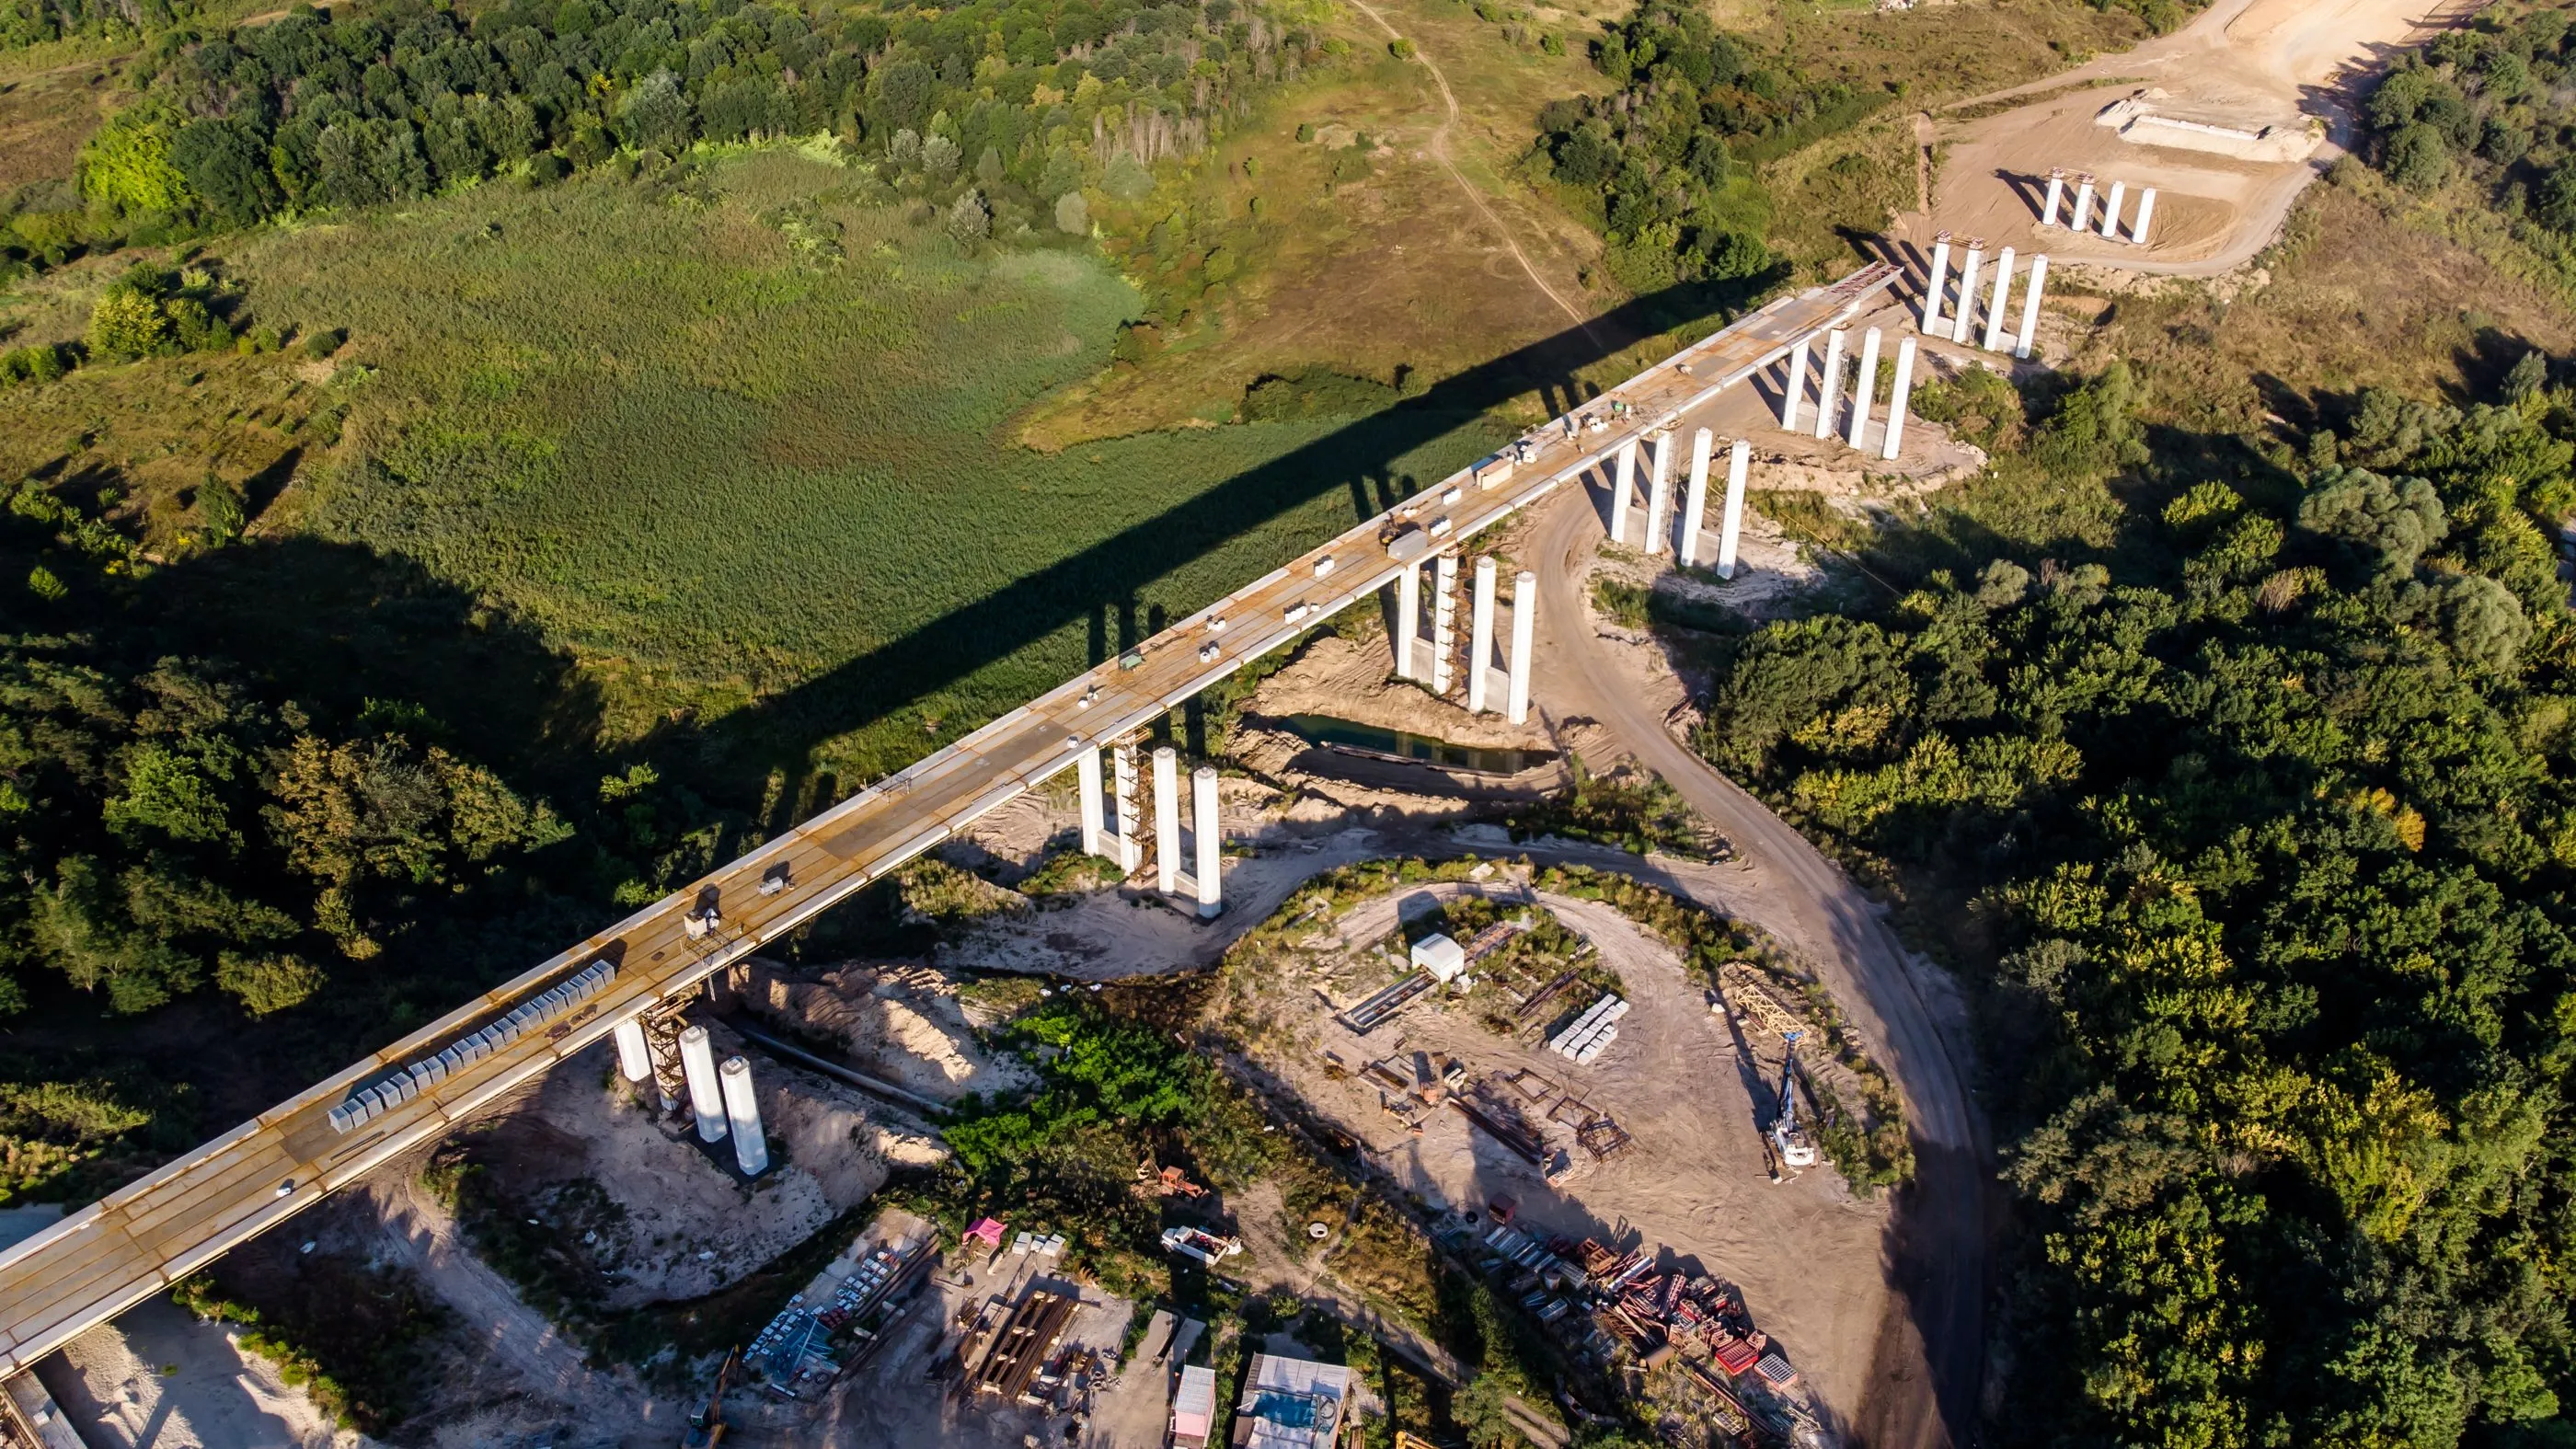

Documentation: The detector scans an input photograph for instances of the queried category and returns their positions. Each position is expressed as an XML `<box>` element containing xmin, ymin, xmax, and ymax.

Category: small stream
<box><xmin>1278</xmin><ymin>714</ymin><xmax>1552</xmax><ymax>776</ymax></box>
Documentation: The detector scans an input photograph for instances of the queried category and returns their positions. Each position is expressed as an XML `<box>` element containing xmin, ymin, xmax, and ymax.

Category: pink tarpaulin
<box><xmin>964</xmin><ymin>1217</ymin><xmax>1006</xmax><ymax>1248</ymax></box>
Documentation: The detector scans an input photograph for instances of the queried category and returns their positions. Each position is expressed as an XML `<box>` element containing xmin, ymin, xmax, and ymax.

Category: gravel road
<box><xmin>1524</xmin><ymin>487</ymin><xmax>1989</xmax><ymax>1449</ymax></box>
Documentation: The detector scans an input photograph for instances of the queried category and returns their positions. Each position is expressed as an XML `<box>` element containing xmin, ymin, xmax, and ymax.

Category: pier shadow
<box><xmin>1996</xmin><ymin>169</ymin><xmax>2051</xmax><ymax>223</ymax></box>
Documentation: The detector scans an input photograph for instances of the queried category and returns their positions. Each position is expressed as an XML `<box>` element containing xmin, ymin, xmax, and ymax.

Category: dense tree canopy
<box><xmin>6</xmin><ymin>0</ymin><xmax>1316</xmax><ymax>274</ymax></box>
<box><xmin>1529</xmin><ymin>0</ymin><xmax>1812</xmax><ymax>292</ymax></box>
<box><xmin>1698</xmin><ymin>363</ymin><xmax>2576</xmax><ymax>1444</ymax></box>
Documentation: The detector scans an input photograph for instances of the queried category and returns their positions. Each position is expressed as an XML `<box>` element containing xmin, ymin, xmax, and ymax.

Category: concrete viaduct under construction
<box><xmin>0</xmin><ymin>259</ymin><xmax>1920</xmax><ymax>1394</ymax></box>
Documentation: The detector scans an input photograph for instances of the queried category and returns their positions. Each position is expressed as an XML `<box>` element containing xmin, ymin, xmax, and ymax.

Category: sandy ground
<box><xmin>1905</xmin><ymin>0</ymin><xmax>2472</xmax><ymax>278</ymax></box>
<box><xmin>451</xmin><ymin>1033</ymin><xmax>939</xmax><ymax>1308</ymax></box>
<box><xmin>33</xmin><ymin>1298</ymin><xmax>371</xmax><ymax>1449</ymax></box>
<box><xmin>1521</xmin><ymin>482</ymin><xmax>1984</xmax><ymax>1449</ymax></box>
<box><xmin>1230</xmin><ymin>875</ymin><xmax>1890</xmax><ymax>1433</ymax></box>
<box><xmin>738</xmin><ymin>960</ymin><xmax>1039</xmax><ymax>1107</ymax></box>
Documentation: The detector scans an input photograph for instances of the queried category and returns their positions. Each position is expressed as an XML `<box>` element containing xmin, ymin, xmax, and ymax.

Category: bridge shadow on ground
<box><xmin>658</xmin><ymin>272</ymin><xmax>1788</xmax><ymax>809</ymax></box>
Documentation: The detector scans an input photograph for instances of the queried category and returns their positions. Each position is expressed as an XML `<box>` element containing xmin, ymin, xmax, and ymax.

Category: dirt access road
<box><xmin>1524</xmin><ymin>488</ymin><xmax>1986</xmax><ymax>1449</ymax></box>
<box><xmin>1907</xmin><ymin>0</ymin><xmax>2482</xmax><ymax>277</ymax></box>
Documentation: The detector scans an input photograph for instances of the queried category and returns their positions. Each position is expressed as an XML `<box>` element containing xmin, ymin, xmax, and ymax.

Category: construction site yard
<box><xmin>1210</xmin><ymin>868</ymin><xmax>1899</xmax><ymax>1432</ymax></box>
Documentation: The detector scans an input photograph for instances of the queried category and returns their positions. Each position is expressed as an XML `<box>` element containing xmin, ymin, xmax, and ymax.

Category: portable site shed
<box><xmin>1171</xmin><ymin>1363</ymin><xmax>1218</xmax><ymax>1449</ymax></box>
<box><xmin>1409</xmin><ymin>933</ymin><xmax>1467</xmax><ymax>983</ymax></box>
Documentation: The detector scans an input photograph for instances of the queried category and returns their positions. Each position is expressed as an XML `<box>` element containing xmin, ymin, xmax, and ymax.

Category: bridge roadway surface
<box><xmin>0</xmin><ymin>263</ymin><xmax>1899</xmax><ymax>1379</ymax></box>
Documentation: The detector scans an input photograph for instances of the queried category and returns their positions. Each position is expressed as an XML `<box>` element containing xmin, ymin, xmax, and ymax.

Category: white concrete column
<box><xmin>1812</xmin><ymin>328</ymin><xmax>1846</xmax><ymax>442</ymax></box>
<box><xmin>1608</xmin><ymin>439</ymin><xmax>1637</xmax><ymax>545</ymax></box>
<box><xmin>1111</xmin><ymin>743</ymin><xmax>1142</xmax><ymax>873</ymax></box>
<box><xmin>1467</xmin><ymin>557</ymin><xmax>1498</xmax><ymax>713</ymax></box>
<box><xmin>718</xmin><ymin>1056</ymin><xmax>767</xmax><ymax>1176</ymax></box>
<box><xmin>2015</xmin><ymin>255</ymin><xmax>2049</xmax><ymax>360</ymax></box>
<box><xmin>1982</xmin><ymin>247</ymin><xmax>2016</xmax><ymax>352</ymax></box>
<box><xmin>2131</xmin><ymin>188</ymin><xmax>2156</xmax><ymax>246</ymax></box>
<box><xmin>1506</xmin><ymin>570</ymin><xmax>1536</xmax><ymax>726</ymax></box>
<box><xmin>1431</xmin><ymin>553</ymin><xmax>1459</xmax><ymax>695</ymax></box>
<box><xmin>1644</xmin><ymin>431</ymin><xmax>1675</xmax><ymax>555</ymax></box>
<box><xmin>1780</xmin><ymin>338</ymin><xmax>1811</xmax><ymax>430</ymax></box>
<box><xmin>1950</xmin><ymin>246</ymin><xmax>1984</xmax><ymax>345</ymax></box>
<box><xmin>1190</xmin><ymin>765</ymin><xmax>1221</xmax><ymax>918</ymax></box>
<box><xmin>1846</xmin><ymin>328</ymin><xmax>1882</xmax><ymax>452</ymax></box>
<box><xmin>1881</xmin><ymin>339</ymin><xmax>1919</xmax><ymax>461</ymax></box>
<box><xmin>2071</xmin><ymin>175</ymin><xmax>2096</xmax><ymax>232</ymax></box>
<box><xmin>1679</xmin><ymin>427</ymin><xmax>1713</xmax><ymax>568</ymax></box>
<box><xmin>2099</xmin><ymin>180</ymin><xmax>2125</xmax><ymax>239</ymax></box>
<box><xmin>1922</xmin><ymin>235</ymin><xmax>1950</xmax><ymax>335</ymax></box>
<box><xmin>614</xmin><ymin>1018</ymin><xmax>651</xmax><ymax>1084</ymax></box>
<box><xmin>1394</xmin><ymin>562</ymin><xmax>1420</xmax><ymax>681</ymax></box>
<box><xmin>1076</xmin><ymin>745</ymin><xmax>1106</xmax><ymax>858</ymax></box>
<box><xmin>2040</xmin><ymin>171</ymin><xmax>2064</xmax><ymax>227</ymax></box>
<box><xmin>1717</xmin><ymin>438</ymin><xmax>1749</xmax><ymax>581</ymax></box>
<box><xmin>1152</xmin><ymin>745</ymin><xmax>1180</xmax><ymax>893</ymax></box>
<box><xmin>678</xmin><ymin>1025</ymin><xmax>726</xmax><ymax>1144</ymax></box>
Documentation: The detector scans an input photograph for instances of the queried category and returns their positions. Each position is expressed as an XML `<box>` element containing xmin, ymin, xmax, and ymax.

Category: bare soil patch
<box><xmin>1213</xmin><ymin>869</ymin><xmax>1893</xmax><ymax>1432</ymax></box>
<box><xmin>1913</xmin><ymin>0</ymin><xmax>2466</xmax><ymax>275</ymax></box>
<box><xmin>0</xmin><ymin>61</ymin><xmax>112</xmax><ymax>194</ymax></box>
<box><xmin>738</xmin><ymin>959</ymin><xmax>1041</xmax><ymax>1107</ymax></box>
<box><xmin>454</xmin><ymin>1033</ymin><xmax>938</xmax><ymax>1308</ymax></box>
<box><xmin>35</xmin><ymin>1298</ymin><xmax>367</xmax><ymax>1449</ymax></box>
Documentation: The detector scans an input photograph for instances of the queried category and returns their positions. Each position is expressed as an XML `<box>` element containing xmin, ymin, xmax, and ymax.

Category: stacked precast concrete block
<box><xmin>329</xmin><ymin>958</ymin><xmax>619</xmax><ymax>1133</ymax></box>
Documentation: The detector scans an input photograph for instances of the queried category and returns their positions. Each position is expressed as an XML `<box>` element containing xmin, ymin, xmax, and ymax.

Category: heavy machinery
<box><xmin>680</xmin><ymin>1346</ymin><xmax>738</xmax><ymax>1447</ymax></box>
<box><xmin>1771</xmin><ymin>1032</ymin><xmax>1820</xmax><ymax>1171</ymax></box>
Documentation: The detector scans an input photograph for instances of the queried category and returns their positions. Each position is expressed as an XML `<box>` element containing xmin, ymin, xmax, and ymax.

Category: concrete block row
<box><xmin>330</xmin><ymin>960</ymin><xmax>619</xmax><ymax>1133</ymax></box>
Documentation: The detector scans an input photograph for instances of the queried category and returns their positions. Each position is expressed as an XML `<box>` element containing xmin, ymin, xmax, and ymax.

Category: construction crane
<box><xmin>680</xmin><ymin>1346</ymin><xmax>738</xmax><ymax>1447</ymax></box>
<box><xmin>1771</xmin><ymin>1032</ymin><xmax>1820</xmax><ymax>1171</ymax></box>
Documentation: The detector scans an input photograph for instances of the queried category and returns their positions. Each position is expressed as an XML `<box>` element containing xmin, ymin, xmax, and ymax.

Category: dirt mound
<box><xmin>742</xmin><ymin>961</ymin><xmax>1038</xmax><ymax>1106</ymax></box>
<box><xmin>466</xmin><ymin>1029</ymin><xmax>938</xmax><ymax>1306</ymax></box>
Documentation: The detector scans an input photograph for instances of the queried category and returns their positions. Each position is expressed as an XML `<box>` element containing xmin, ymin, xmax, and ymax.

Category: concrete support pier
<box><xmin>2072</xmin><ymin>174</ymin><xmax>2096</xmax><ymax>232</ymax></box>
<box><xmin>1111</xmin><ymin>743</ymin><xmax>1142</xmax><ymax>873</ymax></box>
<box><xmin>1951</xmin><ymin>245</ymin><xmax>1984</xmax><ymax>345</ymax></box>
<box><xmin>614</xmin><ymin>1018</ymin><xmax>651</xmax><ymax>1085</ymax></box>
<box><xmin>1394</xmin><ymin>561</ymin><xmax>1420</xmax><ymax>681</ymax></box>
<box><xmin>1152</xmin><ymin>745</ymin><xmax>1179</xmax><ymax>893</ymax></box>
<box><xmin>1506</xmin><ymin>570</ymin><xmax>1536</xmax><ymax>725</ymax></box>
<box><xmin>1190</xmin><ymin>765</ymin><xmax>1221</xmax><ymax>918</ymax></box>
<box><xmin>2132</xmin><ymin>189</ymin><xmax>2157</xmax><ymax>246</ymax></box>
<box><xmin>1718</xmin><ymin>437</ymin><xmax>1749</xmax><ymax>580</ymax></box>
<box><xmin>1679</xmin><ymin>427</ymin><xmax>1713</xmax><ymax>568</ymax></box>
<box><xmin>1644</xmin><ymin>431</ymin><xmax>1675</xmax><ymax>554</ymax></box>
<box><xmin>1431</xmin><ymin>553</ymin><xmax>1459</xmax><ymax>695</ymax></box>
<box><xmin>1467</xmin><ymin>557</ymin><xmax>1498</xmax><ymax>713</ymax></box>
<box><xmin>1847</xmin><ymin>328</ymin><xmax>1882</xmax><ymax>451</ymax></box>
<box><xmin>2040</xmin><ymin>170</ymin><xmax>2064</xmax><ymax>227</ymax></box>
<box><xmin>1922</xmin><ymin>234</ymin><xmax>1951</xmax><ymax>335</ymax></box>
<box><xmin>1813</xmin><ymin>329</ymin><xmax>1847</xmax><ymax>443</ymax></box>
<box><xmin>1883</xmin><ymin>338</ymin><xmax>1919</xmax><ymax>461</ymax></box>
<box><xmin>1076</xmin><ymin>745</ymin><xmax>1106</xmax><ymax>858</ymax></box>
<box><xmin>1780</xmin><ymin>338</ymin><xmax>1811</xmax><ymax>431</ymax></box>
<box><xmin>2015</xmin><ymin>256</ymin><xmax>2049</xmax><ymax>360</ymax></box>
<box><xmin>2099</xmin><ymin>180</ymin><xmax>2126</xmax><ymax>239</ymax></box>
<box><xmin>1609</xmin><ymin>439</ymin><xmax>1638</xmax><ymax>545</ymax></box>
<box><xmin>1983</xmin><ymin>247</ymin><xmax>2016</xmax><ymax>352</ymax></box>
<box><xmin>719</xmin><ymin>1056</ymin><xmax>767</xmax><ymax>1176</ymax></box>
<box><xmin>679</xmin><ymin>1025</ymin><xmax>726</xmax><ymax>1144</ymax></box>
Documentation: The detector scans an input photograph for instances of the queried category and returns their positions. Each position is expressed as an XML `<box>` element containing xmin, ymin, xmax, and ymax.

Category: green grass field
<box><xmin>226</xmin><ymin>151</ymin><xmax>1510</xmax><ymax>787</ymax></box>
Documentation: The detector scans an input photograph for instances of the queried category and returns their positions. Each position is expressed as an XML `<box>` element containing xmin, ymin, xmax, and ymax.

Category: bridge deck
<box><xmin>0</xmin><ymin>264</ymin><xmax>1897</xmax><ymax>1374</ymax></box>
